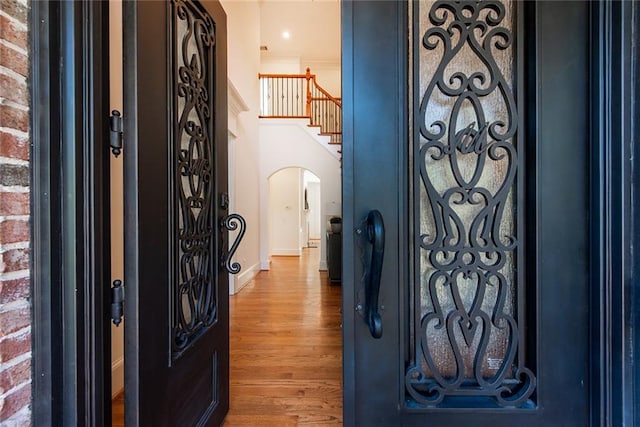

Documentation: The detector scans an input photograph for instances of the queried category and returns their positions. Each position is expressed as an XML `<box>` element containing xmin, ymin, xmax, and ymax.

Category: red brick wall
<box><xmin>0</xmin><ymin>0</ymin><xmax>31</xmax><ymax>425</ymax></box>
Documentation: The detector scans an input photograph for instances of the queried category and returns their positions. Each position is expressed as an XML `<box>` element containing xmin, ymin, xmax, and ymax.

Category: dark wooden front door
<box><xmin>123</xmin><ymin>1</ymin><xmax>230</xmax><ymax>425</ymax></box>
<box><xmin>342</xmin><ymin>1</ymin><xmax>591</xmax><ymax>425</ymax></box>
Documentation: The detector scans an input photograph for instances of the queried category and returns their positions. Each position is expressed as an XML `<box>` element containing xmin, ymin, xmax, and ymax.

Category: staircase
<box><xmin>258</xmin><ymin>68</ymin><xmax>342</xmax><ymax>154</ymax></box>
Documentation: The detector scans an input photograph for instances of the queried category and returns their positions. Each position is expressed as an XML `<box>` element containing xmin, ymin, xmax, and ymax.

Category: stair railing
<box><xmin>259</xmin><ymin>67</ymin><xmax>342</xmax><ymax>144</ymax></box>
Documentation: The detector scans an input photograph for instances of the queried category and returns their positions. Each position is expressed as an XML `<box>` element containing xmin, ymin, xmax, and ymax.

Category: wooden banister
<box><xmin>310</xmin><ymin>76</ymin><xmax>342</xmax><ymax>107</ymax></box>
<box><xmin>305</xmin><ymin>67</ymin><xmax>312</xmax><ymax>117</ymax></box>
<box><xmin>258</xmin><ymin>67</ymin><xmax>342</xmax><ymax>144</ymax></box>
<box><xmin>258</xmin><ymin>72</ymin><xmax>307</xmax><ymax>79</ymax></box>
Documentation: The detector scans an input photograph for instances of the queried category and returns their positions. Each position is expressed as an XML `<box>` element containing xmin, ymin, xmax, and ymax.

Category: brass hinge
<box><xmin>109</xmin><ymin>110</ymin><xmax>123</xmax><ymax>157</ymax></box>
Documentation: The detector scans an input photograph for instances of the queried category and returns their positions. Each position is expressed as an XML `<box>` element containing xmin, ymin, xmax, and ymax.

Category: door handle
<box><xmin>221</xmin><ymin>213</ymin><xmax>246</xmax><ymax>274</ymax></box>
<box><xmin>364</xmin><ymin>209</ymin><xmax>384</xmax><ymax>338</ymax></box>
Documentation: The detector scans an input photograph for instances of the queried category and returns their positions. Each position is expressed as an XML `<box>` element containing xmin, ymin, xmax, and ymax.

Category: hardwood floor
<box><xmin>111</xmin><ymin>248</ymin><xmax>343</xmax><ymax>426</ymax></box>
<box><xmin>225</xmin><ymin>249</ymin><xmax>343</xmax><ymax>426</ymax></box>
<box><xmin>112</xmin><ymin>392</ymin><xmax>124</xmax><ymax>427</ymax></box>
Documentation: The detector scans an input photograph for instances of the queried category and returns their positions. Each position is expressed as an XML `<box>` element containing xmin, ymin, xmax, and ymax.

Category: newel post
<box><xmin>305</xmin><ymin>67</ymin><xmax>312</xmax><ymax>117</ymax></box>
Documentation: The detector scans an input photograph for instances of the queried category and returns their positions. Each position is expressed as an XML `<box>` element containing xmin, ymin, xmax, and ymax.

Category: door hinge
<box><xmin>111</xmin><ymin>279</ymin><xmax>124</xmax><ymax>326</ymax></box>
<box><xmin>220</xmin><ymin>192</ymin><xmax>229</xmax><ymax>210</ymax></box>
<box><xmin>109</xmin><ymin>110</ymin><xmax>123</xmax><ymax>157</ymax></box>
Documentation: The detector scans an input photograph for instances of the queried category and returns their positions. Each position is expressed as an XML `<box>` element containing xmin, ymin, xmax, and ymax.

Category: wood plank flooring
<box><xmin>111</xmin><ymin>248</ymin><xmax>343</xmax><ymax>426</ymax></box>
<box><xmin>112</xmin><ymin>392</ymin><xmax>124</xmax><ymax>427</ymax></box>
<box><xmin>225</xmin><ymin>249</ymin><xmax>343</xmax><ymax>426</ymax></box>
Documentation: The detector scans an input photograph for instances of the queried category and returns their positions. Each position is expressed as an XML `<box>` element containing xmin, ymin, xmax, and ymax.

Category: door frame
<box><xmin>28</xmin><ymin>0</ymin><xmax>638</xmax><ymax>425</ymax></box>
<box><xmin>340</xmin><ymin>0</ymin><xmax>639</xmax><ymax>425</ymax></box>
<box><xmin>590</xmin><ymin>1</ymin><xmax>639</xmax><ymax>424</ymax></box>
<box><xmin>30</xmin><ymin>1</ymin><xmax>111</xmax><ymax>425</ymax></box>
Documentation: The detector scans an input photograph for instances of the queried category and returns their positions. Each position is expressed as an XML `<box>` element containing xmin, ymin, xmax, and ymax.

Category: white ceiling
<box><xmin>259</xmin><ymin>0</ymin><xmax>341</xmax><ymax>63</ymax></box>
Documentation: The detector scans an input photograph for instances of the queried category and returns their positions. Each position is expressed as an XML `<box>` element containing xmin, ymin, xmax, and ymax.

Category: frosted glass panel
<box><xmin>406</xmin><ymin>0</ymin><xmax>536</xmax><ymax>408</ymax></box>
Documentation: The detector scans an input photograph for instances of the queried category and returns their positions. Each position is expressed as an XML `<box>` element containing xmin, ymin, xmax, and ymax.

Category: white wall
<box><xmin>260</xmin><ymin>57</ymin><xmax>301</xmax><ymax>74</ymax></box>
<box><xmin>259</xmin><ymin>120</ymin><xmax>341</xmax><ymax>270</ymax></box>
<box><xmin>268</xmin><ymin>168</ymin><xmax>303</xmax><ymax>255</ymax></box>
<box><xmin>222</xmin><ymin>0</ymin><xmax>262</xmax><ymax>292</ymax></box>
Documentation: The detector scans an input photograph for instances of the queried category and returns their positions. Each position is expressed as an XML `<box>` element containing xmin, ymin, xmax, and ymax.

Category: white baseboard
<box><xmin>260</xmin><ymin>259</ymin><xmax>271</xmax><ymax>270</ymax></box>
<box><xmin>319</xmin><ymin>260</ymin><xmax>328</xmax><ymax>271</ymax></box>
<box><xmin>112</xmin><ymin>356</ymin><xmax>124</xmax><ymax>398</ymax></box>
<box><xmin>232</xmin><ymin>261</ymin><xmax>260</xmax><ymax>295</ymax></box>
<box><xmin>272</xmin><ymin>249</ymin><xmax>302</xmax><ymax>256</ymax></box>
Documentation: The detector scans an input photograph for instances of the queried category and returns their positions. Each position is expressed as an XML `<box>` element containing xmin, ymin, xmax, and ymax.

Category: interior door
<box><xmin>123</xmin><ymin>0</ymin><xmax>230</xmax><ymax>425</ymax></box>
<box><xmin>343</xmin><ymin>1</ymin><xmax>591</xmax><ymax>425</ymax></box>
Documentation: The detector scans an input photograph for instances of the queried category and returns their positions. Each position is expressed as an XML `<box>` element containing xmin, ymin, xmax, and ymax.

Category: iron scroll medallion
<box><xmin>406</xmin><ymin>0</ymin><xmax>536</xmax><ymax>408</ymax></box>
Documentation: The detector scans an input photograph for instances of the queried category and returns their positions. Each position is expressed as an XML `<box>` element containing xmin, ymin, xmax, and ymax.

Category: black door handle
<box><xmin>221</xmin><ymin>213</ymin><xmax>246</xmax><ymax>274</ymax></box>
<box><xmin>364</xmin><ymin>209</ymin><xmax>384</xmax><ymax>338</ymax></box>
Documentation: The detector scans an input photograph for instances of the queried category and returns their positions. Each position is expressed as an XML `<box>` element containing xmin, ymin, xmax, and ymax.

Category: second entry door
<box><xmin>123</xmin><ymin>0</ymin><xmax>232</xmax><ymax>425</ymax></box>
<box><xmin>342</xmin><ymin>1</ymin><xmax>592</xmax><ymax>425</ymax></box>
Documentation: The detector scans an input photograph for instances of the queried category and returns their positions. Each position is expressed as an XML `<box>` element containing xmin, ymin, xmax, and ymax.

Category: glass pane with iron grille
<box><xmin>172</xmin><ymin>0</ymin><xmax>218</xmax><ymax>357</ymax></box>
<box><xmin>406</xmin><ymin>0</ymin><xmax>536</xmax><ymax>408</ymax></box>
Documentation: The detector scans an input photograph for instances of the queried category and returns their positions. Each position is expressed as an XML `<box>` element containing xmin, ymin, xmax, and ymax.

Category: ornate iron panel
<box><xmin>171</xmin><ymin>0</ymin><xmax>218</xmax><ymax>356</ymax></box>
<box><xmin>405</xmin><ymin>0</ymin><xmax>535</xmax><ymax>408</ymax></box>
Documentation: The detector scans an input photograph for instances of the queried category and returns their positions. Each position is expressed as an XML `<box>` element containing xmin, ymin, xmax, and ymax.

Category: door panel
<box><xmin>343</xmin><ymin>1</ymin><xmax>590</xmax><ymax>425</ymax></box>
<box><xmin>123</xmin><ymin>1</ymin><xmax>229</xmax><ymax>425</ymax></box>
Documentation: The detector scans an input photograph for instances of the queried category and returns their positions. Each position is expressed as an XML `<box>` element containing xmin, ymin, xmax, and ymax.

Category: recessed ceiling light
<box><xmin>282</xmin><ymin>31</ymin><xmax>291</xmax><ymax>40</ymax></box>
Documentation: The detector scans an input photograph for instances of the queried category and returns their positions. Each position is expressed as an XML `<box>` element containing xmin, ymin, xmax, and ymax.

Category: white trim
<box><xmin>111</xmin><ymin>356</ymin><xmax>124</xmax><ymax>398</ymax></box>
<box><xmin>319</xmin><ymin>260</ymin><xmax>328</xmax><ymax>271</ymax></box>
<box><xmin>228</xmin><ymin>79</ymin><xmax>249</xmax><ymax>138</ymax></box>
<box><xmin>228</xmin><ymin>79</ymin><xmax>249</xmax><ymax>116</ymax></box>
<box><xmin>231</xmin><ymin>261</ymin><xmax>260</xmax><ymax>295</ymax></box>
<box><xmin>260</xmin><ymin>259</ymin><xmax>271</xmax><ymax>270</ymax></box>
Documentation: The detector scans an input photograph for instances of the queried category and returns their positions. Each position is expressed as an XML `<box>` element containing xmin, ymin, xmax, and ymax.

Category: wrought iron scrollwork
<box><xmin>221</xmin><ymin>213</ymin><xmax>246</xmax><ymax>274</ymax></box>
<box><xmin>172</xmin><ymin>0</ymin><xmax>217</xmax><ymax>353</ymax></box>
<box><xmin>406</xmin><ymin>0</ymin><xmax>536</xmax><ymax>408</ymax></box>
